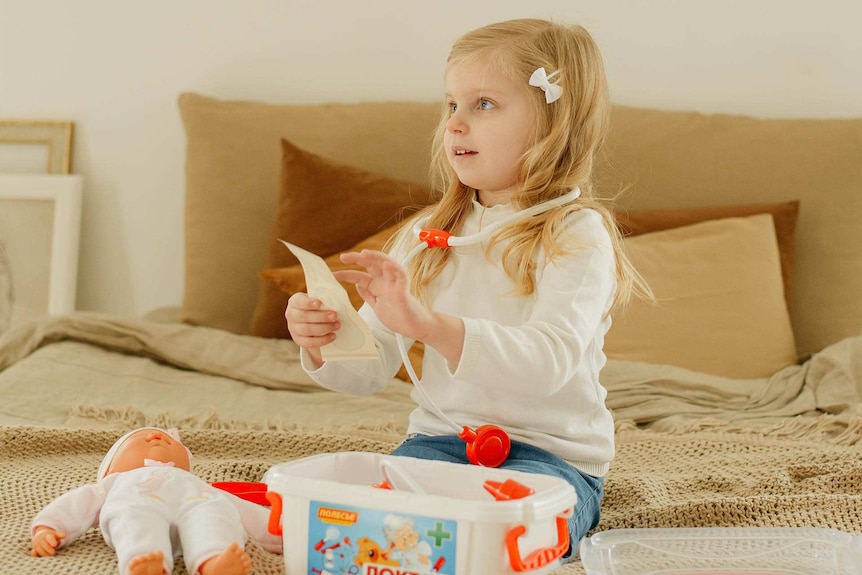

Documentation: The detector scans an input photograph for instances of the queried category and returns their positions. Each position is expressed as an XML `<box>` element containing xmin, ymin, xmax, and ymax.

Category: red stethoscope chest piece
<box><xmin>458</xmin><ymin>425</ymin><xmax>511</xmax><ymax>468</ymax></box>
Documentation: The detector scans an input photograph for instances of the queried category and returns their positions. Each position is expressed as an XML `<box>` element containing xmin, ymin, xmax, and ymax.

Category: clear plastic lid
<box><xmin>579</xmin><ymin>527</ymin><xmax>862</xmax><ymax>575</ymax></box>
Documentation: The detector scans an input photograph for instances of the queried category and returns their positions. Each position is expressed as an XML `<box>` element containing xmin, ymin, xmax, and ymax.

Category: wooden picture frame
<box><xmin>0</xmin><ymin>120</ymin><xmax>74</xmax><ymax>174</ymax></box>
<box><xmin>0</xmin><ymin>174</ymin><xmax>83</xmax><ymax>333</ymax></box>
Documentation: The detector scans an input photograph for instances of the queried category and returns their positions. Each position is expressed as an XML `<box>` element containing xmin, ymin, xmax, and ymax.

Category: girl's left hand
<box><xmin>333</xmin><ymin>249</ymin><xmax>432</xmax><ymax>341</ymax></box>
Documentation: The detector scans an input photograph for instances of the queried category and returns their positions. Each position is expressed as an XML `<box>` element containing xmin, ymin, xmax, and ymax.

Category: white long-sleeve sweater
<box><xmin>303</xmin><ymin>201</ymin><xmax>617</xmax><ymax>477</ymax></box>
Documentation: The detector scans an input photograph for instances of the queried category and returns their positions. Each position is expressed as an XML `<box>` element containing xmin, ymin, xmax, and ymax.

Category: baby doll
<box><xmin>30</xmin><ymin>427</ymin><xmax>281</xmax><ymax>575</ymax></box>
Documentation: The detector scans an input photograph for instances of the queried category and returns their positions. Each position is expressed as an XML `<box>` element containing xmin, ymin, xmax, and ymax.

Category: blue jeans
<box><xmin>390</xmin><ymin>434</ymin><xmax>604</xmax><ymax>560</ymax></box>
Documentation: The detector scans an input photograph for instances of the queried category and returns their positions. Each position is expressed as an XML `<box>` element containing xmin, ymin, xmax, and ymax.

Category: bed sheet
<box><xmin>3</xmin><ymin>312</ymin><xmax>860</xmax><ymax>432</ymax></box>
<box><xmin>0</xmin><ymin>313</ymin><xmax>415</xmax><ymax>435</ymax></box>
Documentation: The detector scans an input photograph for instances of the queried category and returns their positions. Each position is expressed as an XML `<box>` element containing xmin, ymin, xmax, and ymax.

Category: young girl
<box><xmin>285</xmin><ymin>18</ymin><xmax>647</xmax><ymax>556</ymax></box>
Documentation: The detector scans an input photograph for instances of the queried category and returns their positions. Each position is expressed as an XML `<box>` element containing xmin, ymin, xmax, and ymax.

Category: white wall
<box><xmin>2</xmin><ymin>0</ymin><xmax>860</xmax><ymax>318</ymax></box>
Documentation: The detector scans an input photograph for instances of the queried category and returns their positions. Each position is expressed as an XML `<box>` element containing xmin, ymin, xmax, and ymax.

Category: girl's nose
<box><xmin>446</xmin><ymin>111</ymin><xmax>467</xmax><ymax>134</ymax></box>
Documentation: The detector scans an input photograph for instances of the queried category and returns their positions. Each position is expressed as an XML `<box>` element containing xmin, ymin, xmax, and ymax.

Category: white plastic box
<box><xmin>579</xmin><ymin>527</ymin><xmax>862</xmax><ymax>575</ymax></box>
<box><xmin>264</xmin><ymin>451</ymin><xmax>577</xmax><ymax>575</ymax></box>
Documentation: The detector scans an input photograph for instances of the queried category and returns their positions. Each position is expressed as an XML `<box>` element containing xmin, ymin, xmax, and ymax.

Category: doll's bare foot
<box><xmin>128</xmin><ymin>551</ymin><xmax>167</xmax><ymax>575</ymax></box>
<box><xmin>199</xmin><ymin>542</ymin><xmax>251</xmax><ymax>575</ymax></box>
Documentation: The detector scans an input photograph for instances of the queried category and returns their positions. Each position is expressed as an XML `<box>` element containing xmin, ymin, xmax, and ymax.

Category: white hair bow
<box><xmin>529</xmin><ymin>67</ymin><xmax>562</xmax><ymax>104</ymax></box>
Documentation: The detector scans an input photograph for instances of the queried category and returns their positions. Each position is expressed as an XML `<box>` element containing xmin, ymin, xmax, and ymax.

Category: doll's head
<box><xmin>98</xmin><ymin>427</ymin><xmax>193</xmax><ymax>480</ymax></box>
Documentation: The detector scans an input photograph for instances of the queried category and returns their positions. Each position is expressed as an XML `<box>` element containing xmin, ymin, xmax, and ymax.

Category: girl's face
<box><xmin>443</xmin><ymin>57</ymin><xmax>535</xmax><ymax>206</ymax></box>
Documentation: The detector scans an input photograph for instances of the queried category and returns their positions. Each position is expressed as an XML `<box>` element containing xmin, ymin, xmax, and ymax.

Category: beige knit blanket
<box><xmin>3</xmin><ymin>423</ymin><xmax>861</xmax><ymax>575</ymax></box>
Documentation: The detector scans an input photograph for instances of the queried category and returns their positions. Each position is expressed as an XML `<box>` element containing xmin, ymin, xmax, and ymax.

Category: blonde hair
<box><xmin>397</xmin><ymin>18</ymin><xmax>649</xmax><ymax>310</ymax></box>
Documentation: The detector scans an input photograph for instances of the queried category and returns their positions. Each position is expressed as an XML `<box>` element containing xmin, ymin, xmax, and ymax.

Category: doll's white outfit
<box><xmin>31</xmin><ymin>428</ymin><xmax>280</xmax><ymax>575</ymax></box>
<box><xmin>302</xmin><ymin>203</ymin><xmax>617</xmax><ymax>477</ymax></box>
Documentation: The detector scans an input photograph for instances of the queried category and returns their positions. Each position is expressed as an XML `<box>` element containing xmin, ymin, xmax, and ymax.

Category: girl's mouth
<box><xmin>454</xmin><ymin>148</ymin><xmax>476</xmax><ymax>156</ymax></box>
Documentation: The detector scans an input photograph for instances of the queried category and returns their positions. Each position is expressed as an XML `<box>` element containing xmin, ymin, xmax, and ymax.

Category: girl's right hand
<box><xmin>285</xmin><ymin>292</ymin><xmax>341</xmax><ymax>367</ymax></box>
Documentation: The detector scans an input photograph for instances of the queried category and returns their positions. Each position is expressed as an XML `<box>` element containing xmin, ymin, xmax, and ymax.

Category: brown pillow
<box><xmin>248</xmin><ymin>139</ymin><xmax>434</xmax><ymax>339</ymax></box>
<box><xmin>615</xmin><ymin>201</ymin><xmax>799</xmax><ymax>309</ymax></box>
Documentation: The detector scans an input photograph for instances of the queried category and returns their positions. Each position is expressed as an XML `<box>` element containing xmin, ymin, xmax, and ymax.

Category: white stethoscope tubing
<box><xmin>394</xmin><ymin>299</ymin><xmax>460</xmax><ymax>432</ymax></box>
<box><xmin>394</xmin><ymin>187</ymin><xmax>581</xmax><ymax>434</ymax></box>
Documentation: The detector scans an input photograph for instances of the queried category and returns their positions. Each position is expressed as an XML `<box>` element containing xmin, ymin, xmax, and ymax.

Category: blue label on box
<box><xmin>306</xmin><ymin>500</ymin><xmax>457</xmax><ymax>575</ymax></box>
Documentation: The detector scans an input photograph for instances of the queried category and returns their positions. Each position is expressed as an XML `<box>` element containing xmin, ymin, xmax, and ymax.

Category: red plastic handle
<box><xmin>504</xmin><ymin>512</ymin><xmax>570</xmax><ymax>572</ymax></box>
<box><xmin>265</xmin><ymin>491</ymin><xmax>283</xmax><ymax>536</ymax></box>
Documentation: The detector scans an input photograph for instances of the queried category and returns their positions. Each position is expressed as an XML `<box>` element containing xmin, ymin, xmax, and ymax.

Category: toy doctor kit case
<box><xmin>264</xmin><ymin>451</ymin><xmax>577</xmax><ymax>575</ymax></box>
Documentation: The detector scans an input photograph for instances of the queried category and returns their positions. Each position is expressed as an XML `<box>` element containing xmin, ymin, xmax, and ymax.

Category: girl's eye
<box><xmin>448</xmin><ymin>102</ymin><xmax>457</xmax><ymax>113</ymax></box>
<box><xmin>479</xmin><ymin>99</ymin><xmax>495</xmax><ymax>110</ymax></box>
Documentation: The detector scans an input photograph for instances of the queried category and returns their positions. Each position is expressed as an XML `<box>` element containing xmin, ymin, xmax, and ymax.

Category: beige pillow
<box><xmin>177</xmin><ymin>93</ymin><xmax>440</xmax><ymax>334</ymax></box>
<box><xmin>604</xmin><ymin>213</ymin><xmax>798</xmax><ymax>378</ymax></box>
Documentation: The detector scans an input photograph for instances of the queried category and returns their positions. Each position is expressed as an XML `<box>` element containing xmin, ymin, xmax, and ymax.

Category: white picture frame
<box><xmin>0</xmin><ymin>174</ymin><xmax>82</xmax><ymax>333</ymax></box>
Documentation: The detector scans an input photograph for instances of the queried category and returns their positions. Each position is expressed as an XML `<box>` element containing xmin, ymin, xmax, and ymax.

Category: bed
<box><xmin>1</xmin><ymin>93</ymin><xmax>861</xmax><ymax>574</ymax></box>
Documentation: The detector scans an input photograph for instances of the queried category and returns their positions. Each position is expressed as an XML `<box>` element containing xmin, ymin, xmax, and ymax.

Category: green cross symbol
<box><xmin>426</xmin><ymin>521</ymin><xmax>452</xmax><ymax>547</ymax></box>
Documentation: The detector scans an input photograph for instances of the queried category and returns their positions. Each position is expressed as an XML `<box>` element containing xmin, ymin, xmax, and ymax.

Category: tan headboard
<box><xmin>179</xmin><ymin>93</ymin><xmax>861</xmax><ymax>356</ymax></box>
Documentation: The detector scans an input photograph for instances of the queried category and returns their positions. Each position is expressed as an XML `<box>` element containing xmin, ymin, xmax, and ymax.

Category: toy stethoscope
<box><xmin>395</xmin><ymin>187</ymin><xmax>581</xmax><ymax>468</ymax></box>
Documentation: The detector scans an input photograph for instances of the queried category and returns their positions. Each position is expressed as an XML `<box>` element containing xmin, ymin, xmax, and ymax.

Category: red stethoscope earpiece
<box><xmin>458</xmin><ymin>425</ymin><xmax>511</xmax><ymax>468</ymax></box>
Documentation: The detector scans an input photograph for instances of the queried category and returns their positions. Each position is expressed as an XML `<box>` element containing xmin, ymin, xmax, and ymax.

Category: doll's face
<box><xmin>105</xmin><ymin>429</ymin><xmax>191</xmax><ymax>475</ymax></box>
